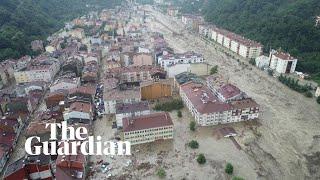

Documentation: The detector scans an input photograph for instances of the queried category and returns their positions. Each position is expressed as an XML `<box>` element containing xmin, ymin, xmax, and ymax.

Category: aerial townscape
<box><xmin>0</xmin><ymin>0</ymin><xmax>319</xmax><ymax>180</ymax></box>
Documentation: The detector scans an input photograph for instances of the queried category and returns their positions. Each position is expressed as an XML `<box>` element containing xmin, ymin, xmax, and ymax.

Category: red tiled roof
<box><xmin>123</xmin><ymin>112</ymin><xmax>173</xmax><ymax>132</ymax></box>
<box><xmin>180</xmin><ymin>82</ymin><xmax>231</xmax><ymax>114</ymax></box>
<box><xmin>273</xmin><ymin>52</ymin><xmax>296</xmax><ymax>60</ymax></box>
<box><xmin>217</xmin><ymin>84</ymin><xmax>241</xmax><ymax>100</ymax></box>
<box><xmin>69</xmin><ymin>86</ymin><xmax>96</xmax><ymax>96</ymax></box>
<box><xmin>69</xmin><ymin>102</ymin><xmax>92</xmax><ymax>114</ymax></box>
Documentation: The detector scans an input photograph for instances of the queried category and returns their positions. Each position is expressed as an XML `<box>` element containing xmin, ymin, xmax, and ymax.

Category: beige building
<box><xmin>132</xmin><ymin>53</ymin><xmax>153</xmax><ymax>66</ymax></box>
<box><xmin>123</xmin><ymin>112</ymin><xmax>174</xmax><ymax>145</ymax></box>
<box><xmin>269</xmin><ymin>50</ymin><xmax>298</xmax><ymax>74</ymax></box>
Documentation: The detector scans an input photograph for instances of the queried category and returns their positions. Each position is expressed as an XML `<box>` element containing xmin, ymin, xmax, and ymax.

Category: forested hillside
<box><xmin>0</xmin><ymin>0</ymin><xmax>121</xmax><ymax>60</ymax></box>
<box><xmin>177</xmin><ymin>0</ymin><xmax>320</xmax><ymax>84</ymax></box>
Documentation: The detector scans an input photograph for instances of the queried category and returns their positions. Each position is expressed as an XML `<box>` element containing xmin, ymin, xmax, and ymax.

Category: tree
<box><xmin>197</xmin><ymin>154</ymin><xmax>206</xmax><ymax>164</ymax></box>
<box><xmin>317</xmin><ymin>96</ymin><xmax>320</xmax><ymax>104</ymax></box>
<box><xmin>189</xmin><ymin>121</ymin><xmax>196</xmax><ymax>131</ymax></box>
<box><xmin>177</xmin><ymin>110</ymin><xmax>182</xmax><ymax>118</ymax></box>
<box><xmin>188</xmin><ymin>140</ymin><xmax>199</xmax><ymax>149</ymax></box>
<box><xmin>249</xmin><ymin>59</ymin><xmax>256</xmax><ymax>66</ymax></box>
<box><xmin>232</xmin><ymin>176</ymin><xmax>245</xmax><ymax>180</ymax></box>
<box><xmin>225</xmin><ymin>163</ymin><xmax>234</xmax><ymax>175</ymax></box>
<box><xmin>210</xmin><ymin>65</ymin><xmax>218</xmax><ymax>75</ymax></box>
<box><xmin>304</xmin><ymin>91</ymin><xmax>313</xmax><ymax>98</ymax></box>
<box><xmin>156</xmin><ymin>168</ymin><xmax>166</xmax><ymax>178</ymax></box>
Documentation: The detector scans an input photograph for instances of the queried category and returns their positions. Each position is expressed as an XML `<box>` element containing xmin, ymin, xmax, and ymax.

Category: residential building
<box><xmin>167</xmin><ymin>7</ymin><xmax>179</xmax><ymax>16</ymax></box>
<box><xmin>180</xmin><ymin>82</ymin><xmax>259</xmax><ymax>126</ymax></box>
<box><xmin>255</xmin><ymin>55</ymin><xmax>270</xmax><ymax>69</ymax></box>
<box><xmin>50</xmin><ymin>77</ymin><xmax>80</xmax><ymax>92</ymax></box>
<box><xmin>106</xmin><ymin>65</ymin><xmax>166</xmax><ymax>83</ymax></box>
<box><xmin>45</xmin><ymin>90</ymin><xmax>68</xmax><ymax>109</ymax></box>
<box><xmin>69</xmin><ymin>85</ymin><xmax>96</xmax><ymax>103</ymax></box>
<box><xmin>123</xmin><ymin>112</ymin><xmax>174</xmax><ymax>145</ymax></box>
<box><xmin>104</xmin><ymin>88</ymin><xmax>141</xmax><ymax>114</ymax></box>
<box><xmin>4</xmin><ymin>155</ymin><xmax>53</xmax><ymax>180</ymax></box>
<box><xmin>70</xmin><ymin>28</ymin><xmax>85</xmax><ymax>39</ymax></box>
<box><xmin>14</xmin><ymin>58</ymin><xmax>60</xmax><ymax>84</ymax></box>
<box><xmin>316</xmin><ymin>87</ymin><xmax>320</xmax><ymax>97</ymax></box>
<box><xmin>132</xmin><ymin>53</ymin><xmax>153</xmax><ymax>66</ymax></box>
<box><xmin>140</xmin><ymin>80</ymin><xmax>172</xmax><ymax>100</ymax></box>
<box><xmin>158</xmin><ymin>51</ymin><xmax>204</xmax><ymax>68</ymax></box>
<box><xmin>269</xmin><ymin>50</ymin><xmax>298</xmax><ymax>74</ymax></box>
<box><xmin>174</xmin><ymin>72</ymin><xmax>203</xmax><ymax>89</ymax></box>
<box><xmin>63</xmin><ymin>101</ymin><xmax>93</xmax><ymax>124</ymax></box>
<box><xmin>116</xmin><ymin>101</ymin><xmax>150</xmax><ymax>127</ymax></box>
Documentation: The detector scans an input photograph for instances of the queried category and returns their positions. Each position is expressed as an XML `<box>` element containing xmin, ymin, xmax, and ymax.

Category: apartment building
<box><xmin>208</xmin><ymin>26</ymin><xmax>263</xmax><ymax>59</ymax></box>
<box><xmin>14</xmin><ymin>58</ymin><xmax>60</xmax><ymax>84</ymax></box>
<box><xmin>106</xmin><ymin>65</ymin><xmax>166</xmax><ymax>83</ymax></box>
<box><xmin>269</xmin><ymin>50</ymin><xmax>298</xmax><ymax>74</ymax></box>
<box><xmin>115</xmin><ymin>101</ymin><xmax>150</xmax><ymax>127</ymax></box>
<box><xmin>180</xmin><ymin>82</ymin><xmax>259</xmax><ymax>126</ymax></box>
<box><xmin>50</xmin><ymin>77</ymin><xmax>80</xmax><ymax>92</ymax></box>
<box><xmin>63</xmin><ymin>101</ymin><xmax>93</xmax><ymax>125</ymax></box>
<box><xmin>158</xmin><ymin>51</ymin><xmax>204</xmax><ymax>68</ymax></box>
<box><xmin>122</xmin><ymin>112</ymin><xmax>174</xmax><ymax>145</ymax></box>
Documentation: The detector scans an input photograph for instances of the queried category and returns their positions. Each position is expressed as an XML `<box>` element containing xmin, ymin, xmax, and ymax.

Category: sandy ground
<box><xmin>145</xmin><ymin>8</ymin><xmax>320</xmax><ymax>180</ymax></box>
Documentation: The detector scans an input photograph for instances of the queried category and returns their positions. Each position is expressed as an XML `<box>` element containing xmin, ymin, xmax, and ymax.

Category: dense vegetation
<box><xmin>153</xmin><ymin>99</ymin><xmax>184</xmax><ymax>111</ymax></box>
<box><xmin>278</xmin><ymin>74</ymin><xmax>312</xmax><ymax>93</ymax></box>
<box><xmin>0</xmin><ymin>0</ymin><xmax>122</xmax><ymax>60</ymax></box>
<box><xmin>176</xmin><ymin>0</ymin><xmax>320</xmax><ymax>84</ymax></box>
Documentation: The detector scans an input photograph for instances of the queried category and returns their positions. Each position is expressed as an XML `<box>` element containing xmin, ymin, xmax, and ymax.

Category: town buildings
<box><xmin>180</xmin><ymin>80</ymin><xmax>259</xmax><ymax>126</ymax></box>
<box><xmin>140</xmin><ymin>80</ymin><xmax>172</xmax><ymax>100</ymax></box>
<box><xmin>122</xmin><ymin>112</ymin><xmax>174</xmax><ymax>145</ymax></box>
<box><xmin>157</xmin><ymin>51</ymin><xmax>204</xmax><ymax>68</ymax></box>
<box><xmin>268</xmin><ymin>50</ymin><xmax>298</xmax><ymax>74</ymax></box>
<box><xmin>50</xmin><ymin>77</ymin><xmax>80</xmax><ymax>92</ymax></box>
<box><xmin>115</xmin><ymin>101</ymin><xmax>150</xmax><ymax>127</ymax></box>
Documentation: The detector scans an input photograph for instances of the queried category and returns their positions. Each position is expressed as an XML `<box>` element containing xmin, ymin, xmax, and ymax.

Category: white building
<box><xmin>315</xmin><ymin>87</ymin><xmax>320</xmax><ymax>97</ymax></box>
<box><xmin>255</xmin><ymin>55</ymin><xmax>269</xmax><ymax>69</ymax></box>
<box><xmin>157</xmin><ymin>51</ymin><xmax>204</xmax><ymax>68</ymax></box>
<box><xmin>123</xmin><ymin>112</ymin><xmax>174</xmax><ymax>145</ymax></box>
<box><xmin>269</xmin><ymin>50</ymin><xmax>298</xmax><ymax>74</ymax></box>
<box><xmin>115</xmin><ymin>101</ymin><xmax>150</xmax><ymax>127</ymax></box>
<box><xmin>180</xmin><ymin>82</ymin><xmax>259</xmax><ymax>126</ymax></box>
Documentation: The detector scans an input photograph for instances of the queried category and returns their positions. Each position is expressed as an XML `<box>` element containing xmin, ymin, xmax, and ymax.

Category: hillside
<box><xmin>177</xmin><ymin>0</ymin><xmax>320</xmax><ymax>84</ymax></box>
<box><xmin>0</xmin><ymin>0</ymin><xmax>121</xmax><ymax>60</ymax></box>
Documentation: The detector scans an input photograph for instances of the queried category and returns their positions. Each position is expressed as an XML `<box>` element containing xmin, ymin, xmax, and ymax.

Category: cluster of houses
<box><xmin>1</xmin><ymin>4</ymin><xmax>124</xmax><ymax>180</ymax></box>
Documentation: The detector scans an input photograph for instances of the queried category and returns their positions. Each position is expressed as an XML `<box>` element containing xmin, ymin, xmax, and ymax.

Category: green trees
<box><xmin>278</xmin><ymin>74</ymin><xmax>312</xmax><ymax>93</ymax></box>
<box><xmin>317</xmin><ymin>96</ymin><xmax>320</xmax><ymax>104</ymax></box>
<box><xmin>196</xmin><ymin>154</ymin><xmax>206</xmax><ymax>164</ymax></box>
<box><xmin>179</xmin><ymin>0</ymin><xmax>320</xmax><ymax>84</ymax></box>
<box><xmin>225</xmin><ymin>163</ymin><xmax>234</xmax><ymax>175</ymax></box>
<box><xmin>189</xmin><ymin>121</ymin><xmax>196</xmax><ymax>131</ymax></box>
<box><xmin>0</xmin><ymin>0</ymin><xmax>122</xmax><ymax>61</ymax></box>
<box><xmin>154</xmin><ymin>99</ymin><xmax>184</xmax><ymax>112</ymax></box>
<box><xmin>210</xmin><ymin>65</ymin><xmax>218</xmax><ymax>75</ymax></box>
<box><xmin>188</xmin><ymin>140</ymin><xmax>199</xmax><ymax>149</ymax></box>
<box><xmin>304</xmin><ymin>91</ymin><xmax>313</xmax><ymax>98</ymax></box>
<box><xmin>232</xmin><ymin>177</ymin><xmax>245</xmax><ymax>180</ymax></box>
<box><xmin>177</xmin><ymin>110</ymin><xmax>182</xmax><ymax>118</ymax></box>
<box><xmin>156</xmin><ymin>168</ymin><xmax>166</xmax><ymax>178</ymax></box>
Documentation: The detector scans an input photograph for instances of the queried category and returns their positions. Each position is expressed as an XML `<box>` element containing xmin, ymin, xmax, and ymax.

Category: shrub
<box><xmin>232</xmin><ymin>176</ymin><xmax>245</xmax><ymax>180</ymax></box>
<box><xmin>197</xmin><ymin>154</ymin><xmax>206</xmax><ymax>164</ymax></box>
<box><xmin>249</xmin><ymin>58</ymin><xmax>256</xmax><ymax>66</ymax></box>
<box><xmin>210</xmin><ymin>65</ymin><xmax>218</xmax><ymax>75</ymax></box>
<box><xmin>188</xmin><ymin>140</ymin><xmax>199</xmax><ymax>149</ymax></box>
<box><xmin>317</xmin><ymin>96</ymin><xmax>320</xmax><ymax>104</ymax></box>
<box><xmin>304</xmin><ymin>91</ymin><xmax>313</xmax><ymax>98</ymax></box>
<box><xmin>154</xmin><ymin>99</ymin><xmax>184</xmax><ymax>112</ymax></box>
<box><xmin>177</xmin><ymin>110</ymin><xmax>182</xmax><ymax>118</ymax></box>
<box><xmin>156</xmin><ymin>168</ymin><xmax>166</xmax><ymax>178</ymax></box>
<box><xmin>225</xmin><ymin>163</ymin><xmax>234</xmax><ymax>175</ymax></box>
<box><xmin>267</xmin><ymin>69</ymin><xmax>274</xmax><ymax>76</ymax></box>
<box><xmin>189</xmin><ymin>121</ymin><xmax>196</xmax><ymax>131</ymax></box>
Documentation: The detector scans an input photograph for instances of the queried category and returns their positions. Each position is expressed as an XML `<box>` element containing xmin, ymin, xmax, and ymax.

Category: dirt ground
<box><xmin>145</xmin><ymin>7</ymin><xmax>320</xmax><ymax>180</ymax></box>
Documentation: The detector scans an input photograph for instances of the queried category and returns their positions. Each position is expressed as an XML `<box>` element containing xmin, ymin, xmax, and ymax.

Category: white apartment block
<box><xmin>269</xmin><ymin>50</ymin><xmax>298</xmax><ymax>74</ymax></box>
<box><xmin>180</xmin><ymin>82</ymin><xmax>259</xmax><ymax>126</ymax></box>
<box><xmin>208</xmin><ymin>26</ymin><xmax>263</xmax><ymax>59</ymax></box>
<box><xmin>157</xmin><ymin>51</ymin><xmax>204</xmax><ymax>68</ymax></box>
<box><xmin>123</xmin><ymin>112</ymin><xmax>174</xmax><ymax>145</ymax></box>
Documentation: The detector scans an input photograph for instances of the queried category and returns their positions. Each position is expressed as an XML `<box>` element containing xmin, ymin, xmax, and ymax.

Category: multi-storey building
<box><xmin>269</xmin><ymin>50</ymin><xmax>298</xmax><ymax>74</ymax></box>
<box><xmin>115</xmin><ymin>101</ymin><xmax>150</xmax><ymax>127</ymax></box>
<box><xmin>158</xmin><ymin>51</ymin><xmax>204</xmax><ymax>68</ymax></box>
<box><xmin>180</xmin><ymin>82</ymin><xmax>259</xmax><ymax>126</ymax></box>
<box><xmin>123</xmin><ymin>112</ymin><xmax>174</xmax><ymax>145</ymax></box>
